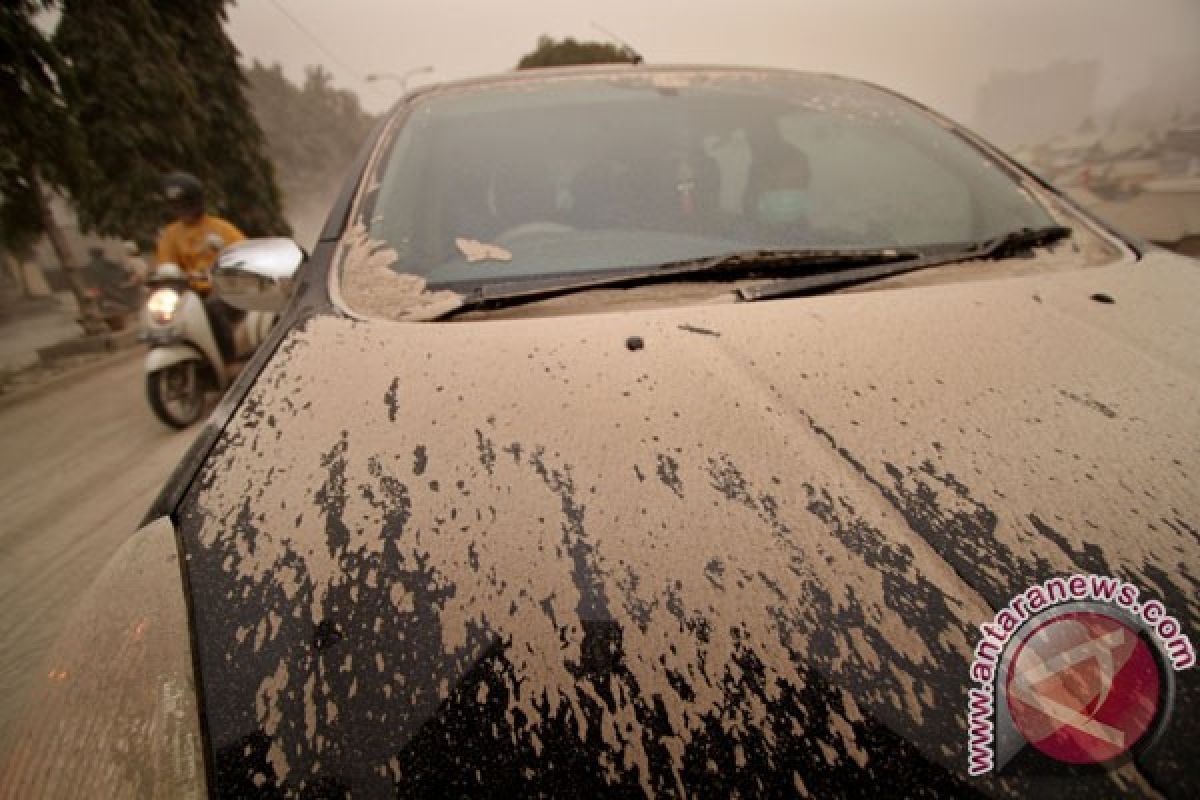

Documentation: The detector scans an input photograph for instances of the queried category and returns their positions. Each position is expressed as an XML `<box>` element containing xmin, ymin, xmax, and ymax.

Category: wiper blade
<box><xmin>971</xmin><ymin>225</ymin><xmax>1072</xmax><ymax>260</ymax></box>
<box><xmin>433</xmin><ymin>247</ymin><xmax>918</xmax><ymax>318</ymax></box>
<box><xmin>738</xmin><ymin>226</ymin><xmax>1072</xmax><ymax>303</ymax></box>
<box><xmin>655</xmin><ymin>246</ymin><xmax>918</xmax><ymax>275</ymax></box>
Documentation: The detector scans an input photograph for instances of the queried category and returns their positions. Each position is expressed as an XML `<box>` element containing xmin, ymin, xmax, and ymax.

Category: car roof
<box><xmin>400</xmin><ymin>63</ymin><xmax>870</xmax><ymax>104</ymax></box>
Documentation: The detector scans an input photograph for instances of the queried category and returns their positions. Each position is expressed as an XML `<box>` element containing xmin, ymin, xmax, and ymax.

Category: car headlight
<box><xmin>147</xmin><ymin>288</ymin><xmax>181</xmax><ymax>325</ymax></box>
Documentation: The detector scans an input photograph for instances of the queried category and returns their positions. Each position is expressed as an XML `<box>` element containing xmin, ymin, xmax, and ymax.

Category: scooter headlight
<box><xmin>147</xmin><ymin>288</ymin><xmax>181</xmax><ymax>325</ymax></box>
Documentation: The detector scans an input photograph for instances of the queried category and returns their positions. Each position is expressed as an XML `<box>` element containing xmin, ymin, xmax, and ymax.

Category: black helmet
<box><xmin>162</xmin><ymin>171</ymin><xmax>204</xmax><ymax>219</ymax></box>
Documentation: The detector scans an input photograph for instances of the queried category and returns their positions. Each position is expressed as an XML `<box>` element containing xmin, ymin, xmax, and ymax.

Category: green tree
<box><xmin>56</xmin><ymin>0</ymin><xmax>289</xmax><ymax>245</ymax></box>
<box><xmin>0</xmin><ymin>0</ymin><xmax>85</xmax><ymax>256</ymax></box>
<box><xmin>244</xmin><ymin>62</ymin><xmax>375</xmax><ymax>244</ymax></box>
<box><xmin>55</xmin><ymin>0</ymin><xmax>197</xmax><ymax>246</ymax></box>
<box><xmin>517</xmin><ymin>35</ymin><xmax>639</xmax><ymax>70</ymax></box>
<box><xmin>157</xmin><ymin>0</ymin><xmax>289</xmax><ymax>238</ymax></box>
<box><xmin>0</xmin><ymin>0</ymin><xmax>104</xmax><ymax>330</ymax></box>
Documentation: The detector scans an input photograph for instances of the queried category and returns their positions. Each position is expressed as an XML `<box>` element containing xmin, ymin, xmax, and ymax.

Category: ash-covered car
<box><xmin>5</xmin><ymin>66</ymin><xmax>1198</xmax><ymax>798</ymax></box>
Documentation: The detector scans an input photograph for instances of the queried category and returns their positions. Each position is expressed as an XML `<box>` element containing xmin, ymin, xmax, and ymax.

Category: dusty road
<box><xmin>0</xmin><ymin>353</ymin><xmax>198</xmax><ymax>748</ymax></box>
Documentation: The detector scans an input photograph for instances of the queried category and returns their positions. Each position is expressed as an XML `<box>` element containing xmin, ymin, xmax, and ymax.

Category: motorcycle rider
<box><xmin>154</xmin><ymin>172</ymin><xmax>245</xmax><ymax>360</ymax></box>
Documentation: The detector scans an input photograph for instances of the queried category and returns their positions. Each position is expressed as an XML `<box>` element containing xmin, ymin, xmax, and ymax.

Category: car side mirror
<box><xmin>214</xmin><ymin>238</ymin><xmax>305</xmax><ymax>312</ymax></box>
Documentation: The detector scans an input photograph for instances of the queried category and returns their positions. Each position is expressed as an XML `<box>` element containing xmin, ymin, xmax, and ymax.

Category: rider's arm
<box><xmin>213</xmin><ymin>218</ymin><xmax>246</xmax><ymax>248</ymax></box>
<box><xmin>155</xmin><ymin>225</ymin><xmax>181</xmax><ymax>267</ymax></box>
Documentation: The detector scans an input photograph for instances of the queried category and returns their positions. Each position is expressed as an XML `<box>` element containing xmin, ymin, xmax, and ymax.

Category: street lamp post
<box><xmin>366</xmin><ymin>65</ymin><xmax>434</xmax><ymax>95</ymax></box>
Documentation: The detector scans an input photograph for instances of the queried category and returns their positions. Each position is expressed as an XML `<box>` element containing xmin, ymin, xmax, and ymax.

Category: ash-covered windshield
<box><xmin>353</xmin><ymin>69</ymin><xmax>1055</xmax><ymax>293</ymax></box>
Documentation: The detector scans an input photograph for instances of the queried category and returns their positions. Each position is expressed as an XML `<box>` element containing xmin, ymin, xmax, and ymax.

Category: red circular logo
<box><xmin>1006</xmin><ymin>611</ymin><xmax>1161</xmax><ymax>764</ymax></box>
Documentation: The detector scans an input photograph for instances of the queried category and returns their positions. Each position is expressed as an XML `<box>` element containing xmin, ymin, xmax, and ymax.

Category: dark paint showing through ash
<box><xmin>475</xmin><ymin>429</ymin><xmax>497</xmax><ymax>476</ymax></box>
<box><xmin>457</xmin><ymin>445</ymin><xmax>682</xmax><ymax>796</ymax></box>
<box><xmin>184</xmin><ymin>424</ymin><xmax>993</xmax><ymax>796</ymax></box>
<box><xmin>699</xmin><ymin>451</ymin><xmax>987</xmax><ymax>777</ymax></box>
<box><xmin>1028</xmin><ymin>514</ymin><xmax>1200</xmax><ymax>794</ymax></box>
<box><xmin>384</xmin><ymin>377</ymin><xmax>400</xmax><ymax>422</ymax></box>
<box><xmin>180</xmin><ymin>387</ymin><xmax>1184</xmax><ymax>798</ymax></box>
<box><xmin>186</xmin><ymin>434</ymin><xmax>499</xmax><ymax>796</ymax></box>
<box><xmin>1027</xmin><ymin>512</ymin><xmax>1110</xmax><ymax>575</ymax></box>
<box><xmin>677</xmin><ymin>323</ymin><xmax>721</xmax><ymax>337</ymax></box>
<box><xmin>1058</xmin><ymin>388</ymin><xmax>1119</xmax><ymax>419</ymax></box>
<box><xmin>384</xmin><ymin>622</ymin><xmax>986</xmax><ymax>798</ymax></box>
<box><xmin>655</xmin><ymin>453</ymin><xmax>684</xmax><ymax>498</ymax></box>
<box><xmin>720</xmin><ymin>444</ymin><xmax>1171</xmax><ymax>798</ymax></box>
<box><xmin>706</xmin><ymin>454</ymin><xmax>757</xmax><ymax>509</ymax></box>
<box><xmin>789</xmin><ymin>408</ymin><xmax>1198</xmax><ymax>796</ymax></box>
<box><xmin>799</xmin><ymin>412</ymin><xmax>1050</xmax><ymax>611</ymax></box>
<box><xmin>404</xmin><ymin>444</ymin><xmax>983</xmax><ymax>797</ymax></box>
<box><xmin>703</xmin><ymin>558</ymin><xmax>725</xmax><ymax>589</ymax></box>
<box><xmin>526</xmin><ymin>447</ymin><xmax>609</xmax><ymax>626</ymax></box>
<box><xmin>314</xmin><ymin>432</ymin><xmax>352</xmax><ymax>555</ymax></box>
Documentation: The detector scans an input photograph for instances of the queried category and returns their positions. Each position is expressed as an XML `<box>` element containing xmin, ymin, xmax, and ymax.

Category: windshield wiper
<box><xmin>970</xmin><ymin>225</ymin><xmax>1072</xmax><ymax>260</ymax></box>
<box><xmin>430</xmin><ymin>247</ymin><xmax>918</xmax><ymax>319</ymax></box>
<box><xmin>424</xmin><ymin>227</ymin><xmax>1069</xmax><ymax>318</ymax></box>
<box><xmin>737</xmin><ymin>225</ymin><xmax>1072</xmax><ymax>304</ymax></box>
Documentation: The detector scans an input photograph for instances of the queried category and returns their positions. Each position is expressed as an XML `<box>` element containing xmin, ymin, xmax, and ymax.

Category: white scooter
<box><xmin>140</xmin><ymin>263</ymin><xmax>276</xmax><ymax>428</ymax></box>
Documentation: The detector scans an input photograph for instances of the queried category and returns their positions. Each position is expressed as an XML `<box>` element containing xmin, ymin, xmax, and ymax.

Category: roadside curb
<box><xmin>36</xmin><ymin>327</ymin><xmax>139</xmax><ymax>364</ymax></box>
<box><xmin>0</xmin><ymin>347</ymin><xmax>142</xmax><ymax>414</ymax></box>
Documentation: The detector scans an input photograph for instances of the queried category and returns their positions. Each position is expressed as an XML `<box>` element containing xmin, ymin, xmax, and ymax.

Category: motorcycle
<box><xmin>81</xmin><ymin>285</ymin><xmax>136</xmax><ymax>332</ymax></box>
<box><xmin>140</xmin><ymin>263</ymin><xmax>276</xmax><ymax>428</ymax></box>
<box><xmin>79</xmin><ymin>252</ymin><xmax>142</xmax><ymax>332</ymax></box>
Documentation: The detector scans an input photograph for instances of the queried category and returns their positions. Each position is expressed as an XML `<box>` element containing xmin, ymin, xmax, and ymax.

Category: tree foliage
<box><xmin>56</xmin><ymin>0</ymin><xmax>289</xmax><ymax>244</ymax></box>
<box><xmin>157</xmin><ymin>0</ymin><xmax>289</xmax><ymax>238</ymax></box>
<box><xmin>0</xmin><ymin>0</ymin><xmax>87</xmax><ymax>256</ymax></box>
<box><xmin>517</xmin><ymin>36</ymin><xmax>639</xmax><ymax>70</ymax></box>
<box><xmin>244</xmin><ymin>61</ymin><xmax>376</xmax><ymax>237</ymax></box>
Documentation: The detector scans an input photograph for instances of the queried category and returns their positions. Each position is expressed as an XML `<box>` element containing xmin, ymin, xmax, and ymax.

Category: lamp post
<box><xmin>365</xmin><ymin>65</ymin><xmax>434</xmax><ymax>95</ymax></box>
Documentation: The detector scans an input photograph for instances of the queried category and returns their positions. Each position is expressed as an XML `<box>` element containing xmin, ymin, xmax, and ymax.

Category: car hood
<box><xmin>179</xmin><ymin>251</ymin><xmax>1200</xmax><ymax>797</ymax></box>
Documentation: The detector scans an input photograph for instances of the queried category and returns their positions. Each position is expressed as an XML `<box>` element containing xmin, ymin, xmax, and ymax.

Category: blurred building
<box><xmin>1043</xmin><ymin>124</ymin><xmax>1200</xmax><ymax>253</ymax></box>
<box><xmin>973</xmin><ymin>61</ymin><xmax>1100</xmax><ymax>150</ymax></box>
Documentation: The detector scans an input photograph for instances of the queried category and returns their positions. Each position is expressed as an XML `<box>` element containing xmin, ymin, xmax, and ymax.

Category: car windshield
<box><xmin>354</xmin><ymin>69</ymin><xmax>1056</xmax><ymax>293</ymax></box>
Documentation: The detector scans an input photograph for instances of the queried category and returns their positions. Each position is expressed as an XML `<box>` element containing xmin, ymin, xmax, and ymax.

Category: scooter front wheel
<box><xmin>147</xmin><ymin>361</ymin><xmax>206</xmax><ymax>429</ymax></box>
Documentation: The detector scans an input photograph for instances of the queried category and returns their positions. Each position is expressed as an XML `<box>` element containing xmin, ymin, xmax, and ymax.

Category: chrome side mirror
<box><xmin>214</xmin><ymin>238</ymin><xmax>305</xmax><ymax>312</ymax></box>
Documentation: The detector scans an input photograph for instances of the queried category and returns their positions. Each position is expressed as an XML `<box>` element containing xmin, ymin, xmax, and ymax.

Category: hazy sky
<box><xmin>227</xmin><ymin>0</ymin><xmax>1199</xmax><ymax>125</ymax></box>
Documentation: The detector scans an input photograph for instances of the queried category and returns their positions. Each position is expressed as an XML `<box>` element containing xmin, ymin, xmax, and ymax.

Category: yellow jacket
<box><xmin>155</xmin><ymin>215</ymin><xmax>245</xmax><ymax>292</ymax></box>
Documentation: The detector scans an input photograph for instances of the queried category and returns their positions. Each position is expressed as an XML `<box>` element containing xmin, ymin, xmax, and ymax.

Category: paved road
<box><xmin>0</xmin><ymin>353</ymin><xmax>199</xmax><ymax>748</ymax></box>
